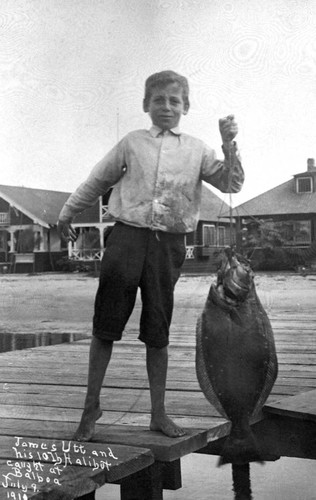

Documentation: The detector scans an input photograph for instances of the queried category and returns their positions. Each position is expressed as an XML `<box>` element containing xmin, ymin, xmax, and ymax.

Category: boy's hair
<box><xmin>143</xmin><ymin>70</ymin><xmax>190</xmax><ymax>110</ymax></box>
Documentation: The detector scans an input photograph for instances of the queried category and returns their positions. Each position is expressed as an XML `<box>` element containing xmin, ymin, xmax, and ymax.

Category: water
<box><xmin>0</xmin><ymin>331</ymin><xmax>90</xmax><ymax>353</ymax></box>
<box><xmin>95</xmin><ymin>454</ymin><xmax>316</xmax><ymax>500</ymax></box>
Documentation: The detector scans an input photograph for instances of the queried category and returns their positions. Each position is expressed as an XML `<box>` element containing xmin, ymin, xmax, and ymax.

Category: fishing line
<box><xmin>220</xmin><ymin>128</ymin><xmax>236</xmax><ymax>254</ymax></box>
<box><xmin>227</xmin><ymin>146</ymin><xmax>234</xmax><ymax>250</ymax></box>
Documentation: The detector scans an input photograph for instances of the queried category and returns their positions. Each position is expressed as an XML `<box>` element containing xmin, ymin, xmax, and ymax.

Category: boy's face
<box><xmin>144</xmin><ymin>83</ymin><xmax>189</xmax><ymax>130</ymax></box>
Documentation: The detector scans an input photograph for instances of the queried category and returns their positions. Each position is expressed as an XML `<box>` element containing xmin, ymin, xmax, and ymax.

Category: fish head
<box><xmin>217</xmin><ymin>248</ymin><xmax>253</xmax><ymax>302</ymax></box>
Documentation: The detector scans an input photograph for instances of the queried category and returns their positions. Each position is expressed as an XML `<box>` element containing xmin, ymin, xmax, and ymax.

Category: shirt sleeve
<box><xmin>200</xmin><ymin>141</ymin><xmax>244</xmax><ymax>193</ymax></box>
<box><xmin>58</xmin><ymin>139</ymin><xmax>126</xmax><ymax>222</ymax></box>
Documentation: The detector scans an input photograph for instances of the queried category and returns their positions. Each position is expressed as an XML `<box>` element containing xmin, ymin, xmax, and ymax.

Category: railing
<box><xmin>185</xmin><ymin>246</ymin><xmax>195</xmax><ymax>259</ymax></box>
<box><xmin>101</xmin><ymin>205</ymin><xmax>112</xmax><ymax>221</ymax></box>
<box><xmin>0</xmin><ymin>213</ymin><xmax>10</xmax><ymax>225</ymax></box>
<box><xmin>69</xmin><ymin>248</ymin><xmax>103</xmax><ymax>261</ymax></box>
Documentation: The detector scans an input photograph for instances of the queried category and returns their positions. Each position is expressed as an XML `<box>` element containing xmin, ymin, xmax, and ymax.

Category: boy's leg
<box><xmin>73</xmin><ymin>337</ymin><xmax>113</xmax><ymax>441</ymax></box>
<box><xmin>140</xmin><ymin>231</ymin><xmax>187</xmax><ymax>438</ymax></box>
<box><xmin>74</xmin><ymin>223</ymin><xmax>146</xmax><ymax>442</ymax></box>
<box><xmin>147</xmin><ymin>345</ymin><xmax>185</xmax><ymax>437</ymax></box>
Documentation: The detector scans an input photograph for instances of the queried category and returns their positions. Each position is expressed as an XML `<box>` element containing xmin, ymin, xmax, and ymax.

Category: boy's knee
<box><xmin>146</xmin><ymin>343</ymin><xmax>168</xmax><ymax>351</ymax></box>
<box><xmin>93</xmin><ymin>336</ymin><xmax>113</xmax><ymax>347</ymax></box>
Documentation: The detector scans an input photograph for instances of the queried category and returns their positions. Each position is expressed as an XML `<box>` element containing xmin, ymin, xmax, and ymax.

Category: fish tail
<box><xmin>218</xmin><ymin>424</ymin><xmax>264</xmax><ymax>466</ymax></box>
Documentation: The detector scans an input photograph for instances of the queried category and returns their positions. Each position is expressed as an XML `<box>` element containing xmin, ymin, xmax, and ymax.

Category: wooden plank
<box><xmin>5</xmin><ymin>379</ymin><xmax>316</xmax><ymax>399</ymax></box>
<box><xmin>0</xmin><ymin>461</ymin><xmax>100</xmax><ymax>500</ymax></box>
<box><xmin>7</xmin><ymin>344</ymin><xmax>314</xmax><ymax>356</ymax></box>
<box><xmin>0</xmin><ymin>380</ymin><xmax>316</xmax><ymax>410</ymax></box>
<box><xmin>0</xmin><ymin>420</ymin><xmax>223</xmax><ymax>462</ymax></box>
<box><xmin>252</xmin><ymin>416</ymin><xmax>316</xmax><ymax>460</ymax></box>
<box><xmin>0</xmin><ymin>390</ymin><xmax>223</xmax><ymax>417</ymax></box>
<box><xmin>0</xmin><ymin>405</ymin><xmax>225</xmax><ymax>430</ymax></box>
<box><xmin>0</xmin><ymin>365</ymin><xmax>315</xmax><ymax>391</ymax></box>
<box><xmin>2</xmin><ymin>345</ymin><xmax>316</xmax><ymax>364</ymax></box>
<box><xmin>1</xmin><ymin>386</ymin><xmax>315</xmax><ymax>419</ymax></box>
<box><xmin>0</xmin><ymin>370</ymin><xmax>316</xmax><ymax>396</ymax></box>
<box><xmin>2</xmin><ymin>348</ymin><xmax>316</xmax><ymax>365</ymax></box>
<box><xmin>264</xmin><ymin>389</ymin><xmax>316</xmax><ymax>421</ymax></box>
<box><xmin>1</xmin><ymin>352</ymin><xmax>316</xmax><ymax>372</ymax></box>
<box><xmin>0</xmin><ymin>421</ymin><xmax>218</xmax><ymax>463</ymax></box>
<box><xmin>17</xmin><ymin>340</ymin><xmax>316</xmax><ymax>352</ymax></box>
<box><xmin>0</xmin><ymin>437</ymin><xmax>154</xmax><ymax>499</ymax></box>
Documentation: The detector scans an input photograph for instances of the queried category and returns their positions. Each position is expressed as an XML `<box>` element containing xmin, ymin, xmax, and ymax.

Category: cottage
<box><xmin>0</xmin><ymin>183</ymin><xmax>233</xmax><ymax>273</ymax></box>
<box><xmin>0</xmin><ymin>185</ymin><xmax>69</xmax><ymax>273</ymax></box>
<box><xmin>233</xmin><ymin>158</ymin><xmax>316</xmax><ymax>270</ymax></box>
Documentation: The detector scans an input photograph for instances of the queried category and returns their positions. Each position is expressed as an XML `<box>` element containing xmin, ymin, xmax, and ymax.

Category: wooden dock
<box><xmin>0</xmin><ymin>311</ymin><xmax>315</xmax><ymax>499</ymax></box>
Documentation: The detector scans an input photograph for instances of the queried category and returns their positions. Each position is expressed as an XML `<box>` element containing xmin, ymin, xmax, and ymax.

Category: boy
<box><xmin>58</xmin><ymin>70</ymin><xmax>244</xmax><ymax>441</ymax></box>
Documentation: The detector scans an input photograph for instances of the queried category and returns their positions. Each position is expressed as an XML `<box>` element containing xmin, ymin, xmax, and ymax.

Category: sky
<box><xmin>1</xmin><ymin>0</ymin><xmax>316</xmax><ymax>206</ymax></box>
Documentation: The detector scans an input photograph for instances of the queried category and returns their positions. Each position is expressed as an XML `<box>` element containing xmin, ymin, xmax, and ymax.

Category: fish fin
<box><xmin>196</xmin><ymin>315</ymin><xmax>228</xmax><ymax>419</ymax></box>
<box><xmin>218</xmin><ymin>428</ymin><xmax>264</xmax><ymax>466</ymax></box>
<box><xmin>253</xmin><ymin>310</ymin><xmax>278</xmax><ymax>417</ymax></box>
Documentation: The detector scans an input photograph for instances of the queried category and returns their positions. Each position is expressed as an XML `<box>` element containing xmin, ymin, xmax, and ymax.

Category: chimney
<box><xmin>307</xmin><ymin>158</ymin><xmax>316</xmax><ymax>171</ymax></box>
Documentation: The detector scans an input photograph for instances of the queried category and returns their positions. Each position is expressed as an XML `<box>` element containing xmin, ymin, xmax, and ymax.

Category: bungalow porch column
<box><xmin>7</xmin><ymin>229</ymin><xmax>15</xmax><ymax>253</ymax></box>
<box><xmin>99</xmin><ymin>226</ymin><xmax>104</xmax><ymax>256</ymax></box>
<box><xmin>38</xmin><ymin>226</ymin><xmax>45</xmax><ymax>251</ymax></box>
<box><xmin>68</xmin><ymin>241</ymin><xmax>73</xmax><ymax>258</ymax></box>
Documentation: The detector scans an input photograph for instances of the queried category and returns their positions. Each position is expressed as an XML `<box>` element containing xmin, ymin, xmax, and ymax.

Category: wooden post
<box><xmin>161</xmin><ymin>459</ymin><xmax>182</xmax><ymax>490</ymax></box>
<box><xmin>120</xmin><ymin>460</ymin><xmax>182</xmax><ymax>499</ymax></box>
<box><xmin>120</xmin><ymin>462</ymin><xmax>163</xmax><ymax>500</ymax></box>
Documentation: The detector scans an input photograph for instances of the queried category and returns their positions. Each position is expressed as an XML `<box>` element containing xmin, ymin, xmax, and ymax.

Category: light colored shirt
<box><xmin>59</xmin><ymin>125</ymin><xmax>244</xmax><ymax>233</ymax></box>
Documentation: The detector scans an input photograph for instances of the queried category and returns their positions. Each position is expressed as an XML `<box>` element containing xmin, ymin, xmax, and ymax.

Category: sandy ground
<box><xmin>0</xmin><ymin>270</ymin><xmax>315</xmax><ymax>336</ymax></box>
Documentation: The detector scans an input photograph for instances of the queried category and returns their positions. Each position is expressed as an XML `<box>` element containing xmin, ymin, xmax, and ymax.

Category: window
<box><xmin>218</xmin><ymin>226</ymin><xmax>226</xmax><ymax>246</ymax></box>
<box><xmin>275</xmin><ymin>220</ymin><xmax>311</xmax><ymax>246</ymax></box>
<box><xmin>297</xmin><ymin>177</ymin><xmax>312</xmax><ymax>193</ymax></box>
<box><xmin>203</xmin><ymin>225</ymin><xmax>216</xmax><ymax>246</ymax></box>
<box><xmin>293</xmin><ymin>221</ymin><xmax>311</xmax><ymax>244</ymax></box>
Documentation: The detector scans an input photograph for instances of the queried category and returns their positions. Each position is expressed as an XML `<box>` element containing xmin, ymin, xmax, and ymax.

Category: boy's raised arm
<box><xmin>201</xmin><ymin>114</ymin><xmax>244</xmax><ymax>193</ymax></box>
<box><xmin>219</xmin><ymin>114</ymin><xmax>238</xmax><ymax>145</ymax></box>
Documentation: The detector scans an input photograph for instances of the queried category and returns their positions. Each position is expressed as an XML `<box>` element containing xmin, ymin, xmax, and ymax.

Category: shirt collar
<box><xmin>149</xmin><ymin>125</ymin><xmax>181</xmax><ymax>137</ymax></box>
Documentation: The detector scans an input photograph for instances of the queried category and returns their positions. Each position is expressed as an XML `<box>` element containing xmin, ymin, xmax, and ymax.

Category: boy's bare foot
<box><xmin>150</xmin><ymin>413</ymin><xmax>186</xmax><ymax>438</ymax></box>
<box><xmin>73</xmin><ymin>407</ymin><xmax>102</xmax><ymax>442</ymax></box>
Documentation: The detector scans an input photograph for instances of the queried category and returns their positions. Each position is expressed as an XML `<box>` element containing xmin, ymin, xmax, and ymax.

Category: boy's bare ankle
<box><xmin>150</xmin><ymin>412</ymin><xmax>186</xmax><ymax>438</ymax></box>
<box><xmin>73</xmin><ymin>407</ymin><xmax>102</xmax><ymax>442</ymax></box>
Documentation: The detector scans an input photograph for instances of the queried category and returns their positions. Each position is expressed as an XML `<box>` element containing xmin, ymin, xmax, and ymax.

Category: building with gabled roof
<box><xmin>0</xmin><ymin>183</ymin><xmax>232</xmax><ymax>273</ymax></box>
<box><xmin>233</xmin><ymin>158</ymin><xmax>316</xmax><ymax>269</ymax></box>
<box><xmin>0</xmin><ymin>185</ymin><xmax>71</xmax><ymax>272</ymax></box>
<box><xmin>0</xmin><ymin>185</ymin><xmax>70</xmax><ymax>227</ymax></box>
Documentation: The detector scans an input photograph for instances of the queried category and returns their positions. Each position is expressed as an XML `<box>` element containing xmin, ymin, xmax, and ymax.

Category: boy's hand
<box><xmin>219</xmin><ymin>114</ymin><xmax>238</xmax><ymax>144</ymax></box>
<box><xmin>57</xmin><ymin>220</ymin><xmax>78</xmax><ymax>243</ymax></box>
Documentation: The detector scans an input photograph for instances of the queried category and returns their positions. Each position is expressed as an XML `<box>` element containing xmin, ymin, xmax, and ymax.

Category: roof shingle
<box><xmin>234</xmin><ymin>179</ymin><xmax>316</xmax><ymax>217</ymax></box>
